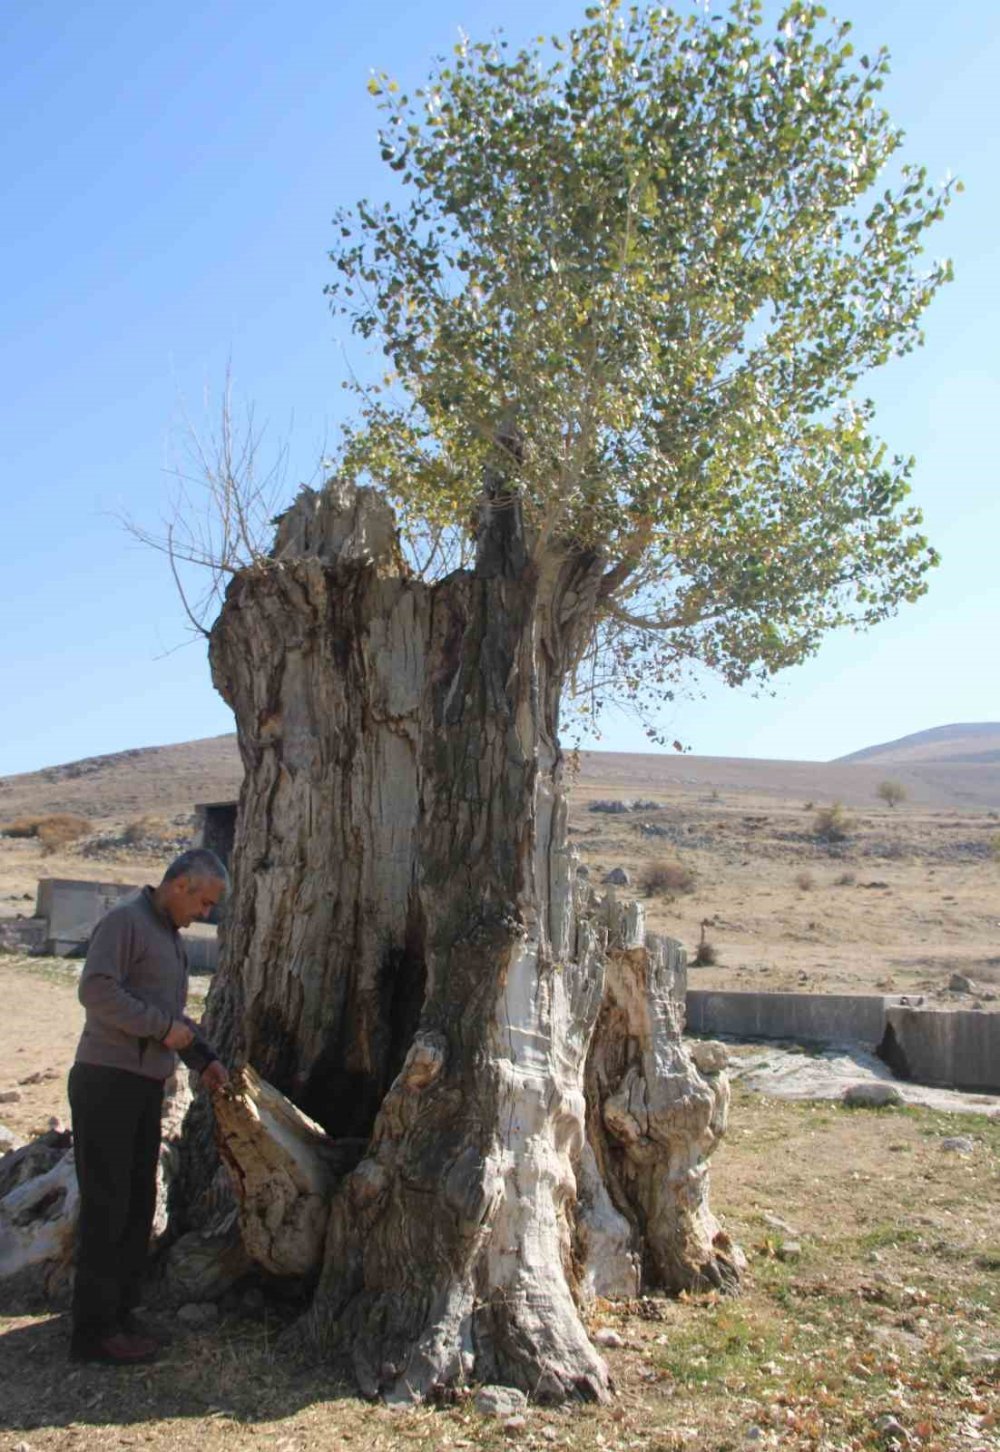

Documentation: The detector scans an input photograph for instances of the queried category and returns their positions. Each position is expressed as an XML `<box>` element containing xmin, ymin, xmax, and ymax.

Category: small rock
<box><xmin>689</xmin><ymin>1040</ymin><xmax>729</xmax><ymax>1074</ymax></box>
<box><xmin>762</xmin><ymin>1212</ymin><xmax>796</xmax><ymax>1235</ymax></box>
<box><xmin>473</xmin><ymin>1386</ymin><xmax>529</xmax><ymax>1418</ymax></box>
<box><xmin>949</xmin><ymin>971</ymin><xmax>975</xmax><ymax>994</ymax></box>
<box><xmin>14</xmin><ymin>1442</ymin><xmax>30</xmax><ymax>1452</ymax></box>
<box><xmin>941</xmin><ymin>1136</ymin><xmax>974</xmax><ymax>1154</ymax></box>
<box><xmin>592</xmin><ymin>1327</ymin><xmax>625</xmax><ymax>1349</ymax></box>
<box><xmin>876</xmin><ymin>1413</ymin><xmax>909</xmax><ymax>1445</ymax></box>
<box><xmin>745</xmin><ymin>1429</ymin><xmax>765</xmax><ymax>1443</ymax></box>
<box><xmin>575</xmin><ymin>864</ymin><xmax>590</xmax><ymax>879</ymax></box>
<box><xmin>776</xmin><ymin>1240</ymin><xmax>803</xmax><ymax>1262</ymax></box>
<box><xmin>503</xmin><ymin>1416</ymin><xmax>529</xmax><ymax>1436</ymax></box>
<box><xmin>176</xmin><ymin>1301</ymin><xmax>220</xmax><ymax>1328</ymax></box>
<box><xmin>18</xmin><ymin>1068</ymin><xmax>58</xmax><ymax>1086</ymax></box>
<box><xmin>0</xmin><ymin>1089</ymin><xmax>22</xmax><ymax>1105</ymax></box>
<box><xmin>843</xmin><ymin>1082</ymin><xmax>902</xmax><ymax>1108</ymax></box>
<box><xmin>602</xmin><ymin>867</ymin><xmax>631</xmax><ymax>886</ymax></box>
<box><xmin>0</xmin><ymin>1123</ymin><xmax>23</xmax><ymax>1153</ymax></box>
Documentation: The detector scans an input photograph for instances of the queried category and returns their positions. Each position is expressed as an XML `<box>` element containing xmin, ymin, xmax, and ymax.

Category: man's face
<box><xmin>164</xmin><ymin>874</ymin><xmax>225</xmax><ymax>929</ymax></box>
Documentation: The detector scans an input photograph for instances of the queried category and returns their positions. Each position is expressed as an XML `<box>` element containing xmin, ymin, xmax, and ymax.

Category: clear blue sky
<box><xmin>1</xmin><ymin>0</ymin><xmax>997</xmax><ymax>777</ymax></box>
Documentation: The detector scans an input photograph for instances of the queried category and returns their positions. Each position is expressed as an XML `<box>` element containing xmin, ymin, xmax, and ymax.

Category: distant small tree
<box><xmin>876</xmin><ymin>779</ymin><xmax>907</xmax><ymax>809</ymax></box>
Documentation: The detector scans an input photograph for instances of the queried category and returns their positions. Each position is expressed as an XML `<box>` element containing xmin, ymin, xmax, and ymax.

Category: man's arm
<box><xmin>178</xmin><ymin>1017</ymin><xmax>228</xmax><ymax>1088</ymax></box>
<box><xmin>78</xmin><ymin>912</ymin><xmax>173</xmax><ymax>1042</ymax></box>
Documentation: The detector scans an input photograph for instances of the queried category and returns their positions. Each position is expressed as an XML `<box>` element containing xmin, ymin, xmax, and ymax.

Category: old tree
<box><xmin>179</xmin><ymin>0</ymin><xmax>951</xmax><ymax>1404</ymax></box>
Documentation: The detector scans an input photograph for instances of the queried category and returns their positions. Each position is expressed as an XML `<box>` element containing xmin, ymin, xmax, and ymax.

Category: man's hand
<box><xmin>162</xmin><ymin>1020</ymin><xmax>195</xmax><ymax>1051</ymax></box>
<box><xmin>200</xmin><ymin>1060</ymin><xmax>229</xmax><ymax>1092</ymax></box>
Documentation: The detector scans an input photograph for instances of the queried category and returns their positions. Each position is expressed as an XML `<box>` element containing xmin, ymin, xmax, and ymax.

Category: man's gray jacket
<box><xmin>74</xmin><ymin>886</ymin><xmax>218</xmax><ymax>1081</ymax></box>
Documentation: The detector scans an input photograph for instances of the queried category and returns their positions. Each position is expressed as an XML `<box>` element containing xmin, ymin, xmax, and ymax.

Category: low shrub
<box><xmin>122</xmin><ymin>815</ymin><xmax>172</xmax><ymax>846</ymax></box>
<box><xmin>642</xmin><ymin>858</ymin><xmax>696</xmax><ymax>896</ymax></box>
<box><xmin>693</xmin><ymin>938</ymin><xmax>718</xmax><ymax>966</ymax></box>
<box><xmin>1</xmin><ymin>816</ymin><xmax>44</xmax><ymax>838</ymax></box>
<box><xmin>795</xmin><ymin>871</ymin><xmax>815</xmax><ymax>891</ymax></box>
<box><xmin>834</xmin><ymin>870</ymin><xmax>856</xmax><ymax>887</ymax></box>
<box><xmin>35</xmin><ymin>814</ymin><xmax>91</xmax><ymax>853</ymax></box>
<box><xmin>2</xmin><ymin>813</ymin><xmax>91</xmax><ymax>848</ymax></box>
<box><xmin>813</xmin><ymin>801</ymin><xmax>852</xmax><ymax>843</ymax></box>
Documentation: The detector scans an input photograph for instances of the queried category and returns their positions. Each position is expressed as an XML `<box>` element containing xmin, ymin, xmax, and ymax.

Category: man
<box><xmin>68</xmin><ymin>848</ymin><xmax>230</xmax><ymax>1365</ymax></box>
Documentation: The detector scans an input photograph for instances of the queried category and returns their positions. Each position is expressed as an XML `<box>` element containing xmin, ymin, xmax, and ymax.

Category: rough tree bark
<box><xmin>183</xmin><ymin>477</ymin><xmax>739</xmax><ymax>1403</ymax></box>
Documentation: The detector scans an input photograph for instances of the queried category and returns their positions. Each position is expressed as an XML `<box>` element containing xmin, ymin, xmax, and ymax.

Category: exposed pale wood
<box><xmin>212</xmin><ymin>1066</ymin><xmax>349</xmax><ymax>1278</ymax></box>
<box><xmin>0</xmin><ymin>1151</ymin><xmax>78</xmax><ymax>1303</ymax></box>
<box><xmin>185</xmin><ymin>477</ymin><xmax>740</xmax><ymax>1403</ymax></box>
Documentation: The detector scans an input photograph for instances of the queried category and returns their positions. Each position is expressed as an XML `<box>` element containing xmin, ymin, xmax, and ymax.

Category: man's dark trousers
<box><xmin>68</xmin><ymin>1063</ymin><xmax>163</xmax><ymax>1350</ymax></box>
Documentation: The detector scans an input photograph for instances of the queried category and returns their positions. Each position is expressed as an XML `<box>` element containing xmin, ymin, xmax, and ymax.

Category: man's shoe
<box><xmin>70</xmin><ymin>1330</ymin><xmax>159</xmax><ymax>1365</ymax></box>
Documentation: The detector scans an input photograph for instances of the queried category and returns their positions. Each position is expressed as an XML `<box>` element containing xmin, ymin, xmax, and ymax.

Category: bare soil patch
<box><xmin>1</xmin><ymin>958</ymin><xmax>997</xmax><ymax>1452</ymax></box>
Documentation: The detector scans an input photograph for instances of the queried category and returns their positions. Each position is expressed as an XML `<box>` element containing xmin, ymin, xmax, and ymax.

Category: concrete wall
<box><xmin>36</xmin><ymin>877</ymin><xmax>140</xmax><ymax>955</ymax></box>
<box><xmin>882</xmin><ymin>1005</ymin><xmax>1000</xmax><ymax>1094</ymax></box>
<box><xmin>684</xmin><ymin>987</ymin><xmax>998</xmax><ymax>1094</ymax></box>
<box><xmin>685</xmin><ymin>989</ymin><xmax>895</xmax><ymax>1047</ymax></box>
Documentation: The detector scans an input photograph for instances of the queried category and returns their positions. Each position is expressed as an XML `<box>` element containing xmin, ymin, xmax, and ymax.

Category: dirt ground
<box><xmin>2</xmin><ymin>766</ymin><xmax>999</xmax><ymax>1449</ymax></box>
<box><xmin>1</xmin><ymin>955</ymin><xmax>998</xmax><ymax>1452</ymax></box>
<box><xmin>565</xmin><ymin>776</ymin><xmax>1000</xmax><ymax>1004</ymax></box>
<box><xmin>2</xmin><ymin>770</ymin><xmax>999</xmax><ymax>1005</ymax></box>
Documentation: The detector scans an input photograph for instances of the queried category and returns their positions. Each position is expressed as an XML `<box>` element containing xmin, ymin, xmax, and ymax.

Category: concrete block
<box><xmin>685</xmin><ymin>989</ymin><xmax>890</xmax><ymax>1047</ymax></box>
<box><xmin>36</xmin><ymin>877</ymin><xmax>140</xmax><ymax>954</ymax></box>
<box><xmin>881</xmin><ymin>1006</ymin><xmax>1000</xmax><ymax>1093</ymax></box>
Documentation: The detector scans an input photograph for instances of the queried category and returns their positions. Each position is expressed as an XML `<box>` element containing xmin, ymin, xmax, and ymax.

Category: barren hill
<box><xmin>837</xmin><ymin>722</ymin><xmax>1000</xmax><ymax>767</ymax></box>
<box><xmin>4</xmin><ymin>726</ymin><xmax>1000</xmax><ymax>822</ymax></box>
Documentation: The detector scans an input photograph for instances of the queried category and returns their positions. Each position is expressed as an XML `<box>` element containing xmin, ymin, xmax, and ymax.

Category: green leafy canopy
<box><xmin>326</xmin><ymin>0</ymin><xmax>955</xmax><ymax>726</ymax></box>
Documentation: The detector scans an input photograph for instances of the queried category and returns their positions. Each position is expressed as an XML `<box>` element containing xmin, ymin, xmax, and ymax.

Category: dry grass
<box><xmin>1</xmin><ymin>814</ymin><xmax>91</xmax><ymax>852</ymax></box>
<box><xmin>122</xmin><ymin>815</ymin><xmax>174</xmax><ymax>846</ymax></box>
<box><xmin>642</xmin><ymin>858</ymin><xmax>697</xmax><ymax>897</ymax></box>
<box><xmin>1</xmin><ymin>1083</ymin><xmax>998</xmax><ymax>1451</ymax></box>
<box><xmin>813</xmin><ymin>802</ymin><xmax>852</xmax><ymax>844</ymax></box>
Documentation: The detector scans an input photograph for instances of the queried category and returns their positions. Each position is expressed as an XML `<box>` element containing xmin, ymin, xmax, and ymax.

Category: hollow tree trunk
<box><xmin>187</xmin><ymin>478</ymin><xmax>739</xmax><ymax>1403</ymax></box>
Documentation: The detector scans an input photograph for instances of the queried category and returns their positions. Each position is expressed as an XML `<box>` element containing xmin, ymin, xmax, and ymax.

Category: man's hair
<box><xmin>161</xmin><ymin>848</ymin><xmax>230</xmax><ymax>891</ymax></box>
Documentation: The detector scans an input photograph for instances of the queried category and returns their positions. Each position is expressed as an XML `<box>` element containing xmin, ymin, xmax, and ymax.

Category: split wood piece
<box><xmin>0</xmin><ymin>1150</ymin><xmax>78</xmax><ymax>1298</ymax></box>
<box><xmin>213</xmin><ymin>1064</ymin><xmax>362</xmax><ymax>1278</ymax></box>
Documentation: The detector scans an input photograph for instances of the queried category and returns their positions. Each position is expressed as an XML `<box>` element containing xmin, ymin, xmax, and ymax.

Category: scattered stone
<box><xmin>592</xmin><ymin>1327</ymin><xmax>625</xmax><ymax>1349</ymax></box>
<box><xmin>776</xmin><ymin>1240</ymin><xmax>803</xmax><ymax>1262</ymax></box>
<box><xmin>588</xmin><ymin>800</ymin><xmax>632</xmax><ymax>815</ymax></box>
<box><xmin>14</xmin><ymin>1441</ymin><xmax>30</xmax><ymax>1452</ymax></box>
<box><xmin>745</xmin><ymin>1429</ymin><xmax>765</xmax><ymax>1443</ymax></box>
<box><xmin>473</xmin><ymin>1386</ymin><xmax>529</xmax><ymax>1418</ymax></box>
<box><xmin>843</xmin><ymin>1082</ymin><xmax>902</xmax><ymax>1108</ymax></box>
<box><xmin>876</xmin><ymin>1413</ymin><xmax>909</xmax><ymax>1446</ymax></box>
<box><xmin>575</xmin><ymin>864</ymin><xmax>590</xmax><ymax>879</ymax></box>
<box><xmin>176</xmin><ymin>1301</ymin><xmax>220</xmax><ymax>1328</ymax></box>
<box><xmin>0</xmin><ymin>1123</ymin><xmax>23</xmax><ymax>1153</ymax></box>
<box><xmin>0</xmin><ymin>1089</ymin><xmax>22</xmax><ymax>1105</ymax></box>
<box><xmin>602</xmin><ymin>867</ymin><xmax>630</xmax><ymax>886</ymax></box>
<box><xmin>948</xmin><ymin>971</ymin><xmax>975</xmax><ymax>994</ymax></box>
<box><xmin>18</xmin><ymin>1069</ymin><xmax>58</xmax><ymax>1086</ymax></box>
<box><xmin>503</xmin><ymin>1416</ymin><xmax>529</xmax><ymax>1436</ymax></box>
<box><xmin>762</xmin><ymin>1212</ymin><xmax>796</xmax><ymax>1235</ymax></box>
<box><xmin>689</xmin><ymin>1040</ymin><xmax>729</xmax><ymax>1074</ymax></box>
<box><xmin>941</xmin><ymin>1136</ymin><xmax>974</xmax><ymax>1154</ymax></box>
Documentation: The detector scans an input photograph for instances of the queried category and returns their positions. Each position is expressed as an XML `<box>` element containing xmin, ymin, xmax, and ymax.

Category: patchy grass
<box><xmin>2</xmin><ymin>1084</ymin><xmax>999</xmax><ymax>1451</ymax></box>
